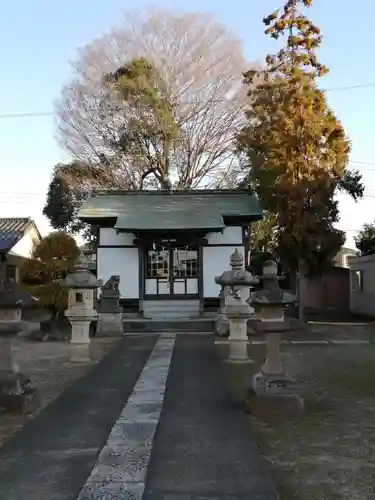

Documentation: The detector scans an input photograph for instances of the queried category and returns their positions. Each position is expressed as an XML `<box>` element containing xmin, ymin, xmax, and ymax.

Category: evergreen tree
<box><xmin>237</xmin><ymin>0</ymin><xmax>363</xmax><ymax>318</ymax></box>
<box><xmin>355</xmin><ymin>222</ymin><xmax>375</xmax><ymax>256</ymax></box>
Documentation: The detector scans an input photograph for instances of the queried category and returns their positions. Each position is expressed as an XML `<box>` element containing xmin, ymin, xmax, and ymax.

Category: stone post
<box><xmin>0</xmin><ymin>279</ymin><xmax>37</xmax><ymax>413</ymax></box>
<box><xmin>215</xmin><ymin>249</ymin><xmax>259</xmax><ymax>362</ymax></box>
<box><xmin>97</xmin><ymin>276</ymin><xmax>123</xmax><ymax>337</ymax></box>
<box><xmin>61</xmin><ymin>256</ymin><xmax>102</xmax><ymax>363</ymax></box>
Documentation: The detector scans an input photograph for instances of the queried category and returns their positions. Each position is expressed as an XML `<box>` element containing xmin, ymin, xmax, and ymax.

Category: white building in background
<box><xmin>78</xmin><ymin>189</ymin><xmax>262</xmax><ymax>318</ymax></box>
<box><xmin>348</xmin><ymin>253</ymin><xmax>375</xmax><ymax>317</ymax></box>
<box><xmin>0</xmin><ymin>217</ymin><xmax>42</xmax><ymax>283</ymax></box>
<box><xmin>333</xmin><ymin>246</ymin><xmax>359</xmax><ymax>268</ymax></box>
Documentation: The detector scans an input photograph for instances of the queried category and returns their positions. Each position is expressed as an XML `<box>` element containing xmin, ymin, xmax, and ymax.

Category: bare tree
<box><xmin>56</xmin><ymin>7</ymin><xmax>260</xmax><ymax>189</ymax></box>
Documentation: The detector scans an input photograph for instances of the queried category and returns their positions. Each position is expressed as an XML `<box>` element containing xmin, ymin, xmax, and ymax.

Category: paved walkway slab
<box><xmin>143</xmin><ymin>335</ymin><xmax>279</xmax><ymax>500</ymax></box>
<box><xmin>77</xmin><ymin>335</ymin><xmax>175</xmax><ymax>500</ymax></box>
<box><xmin>0</xmin><ymin>335</ymin><xmax>157</xmax><ymax>500</ymax></box>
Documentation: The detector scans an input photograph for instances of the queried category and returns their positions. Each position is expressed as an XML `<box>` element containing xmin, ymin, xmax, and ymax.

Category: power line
<box><xmin>349</xmin><ymin>160</ymin><xmax>375</xmax><ymax>172</ymax></box>
<box><xmin>324</xmin><ymin>82</ymin><xmax>375</xmax><ymax>92</ymax></box>
<box><xmin>0</xmin><ymin>112</ymin><xmax>53</xmax><ymax>119</ymax></box>
<box><xmin>0</xmin><ymin>81</ymin><xmax>375</xmax><ymax>120</ymax></box>
<box><xmin>350</xmin><ymin>160</ymin><xmax>375</xmax><ymax>165</ymax></box>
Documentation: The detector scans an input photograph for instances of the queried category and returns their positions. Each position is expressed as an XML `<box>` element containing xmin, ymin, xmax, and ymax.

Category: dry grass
<box><xmin>0</xmin><ymin>329</ymin><xmax>121</xmax><ymax>447</ymax></box>
<box><xmin>218</xmin><ymin>324</ymin><xmax>375</xmax><ymax>500</ymax></box>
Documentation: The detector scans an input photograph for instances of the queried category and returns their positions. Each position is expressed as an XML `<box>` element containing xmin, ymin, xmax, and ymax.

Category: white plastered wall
<box><xmin>97</xmin><ymin>229</ymin><xmax>138</xmax><ymax>298</ymax></box>
<box><xmin>203</xmin><ymin>226</ymin><xmax>244</xmax><ymax>298</ymax></box>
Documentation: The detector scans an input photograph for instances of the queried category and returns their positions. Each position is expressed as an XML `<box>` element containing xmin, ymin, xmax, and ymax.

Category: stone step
<box><xmin>144</xmin><ymin>303</ymin><xmax>200</xmax><ymax>309</ymax></box>
<box><xmin>123</xmin><ymin>318</ymin><xmax>214</xmax><ymax>333</ymax></box>
<box><xmin>143</xmin><ymin>313</ymin><xmax>201</xmax><ymax>319</ymax></box>
<box><xmin>144</xmin><ymin>309</ymin><xmax>200</xmax><ymax>316</ymax></box>
<box><xmin>144</xmin><ymin>300</ymin><xmax>200</xmax><ymax>307</ymax></box>
<box><xmin>144</xmin><ymin>307</ymin><xmax>200</xmax><ymax>314</ymax></box>
<box><xmin>143</xmin><ymin>300</ymin><xmax>200</xmax><ymax>319</ymax></box>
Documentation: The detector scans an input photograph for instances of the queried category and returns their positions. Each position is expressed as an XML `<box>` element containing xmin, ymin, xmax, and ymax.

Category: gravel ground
<box><xmin>220</xmin><ymin>323</ymin><xmax>375</xmax><ymax>500</ymax></box>
<box><xmin>0</xmin><ymin>324</ymin><xmax>121</xmax><ymax>447</ymax></box>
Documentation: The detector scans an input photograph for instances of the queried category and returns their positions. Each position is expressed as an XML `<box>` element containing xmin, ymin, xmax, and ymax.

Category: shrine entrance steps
<box><xmin>143</xmin><ymin>299</ymin><xmax>200</xmax><ymax>319</ymax></box>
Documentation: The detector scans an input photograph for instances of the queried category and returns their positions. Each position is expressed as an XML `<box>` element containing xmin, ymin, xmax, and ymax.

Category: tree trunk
<box><xmin>297</xmin><ymin>260</ymin><xmax>307</xmax><ymax>322</ymax></box>
<box><xmin>47</xmin><ymin>309</ymin><xmax>70</xmax><ymax>340</ymax></box>
<box><xmin>288</xmin><ymin>270</ymin><xmax>298</xmax><ymax>293</ymax></box>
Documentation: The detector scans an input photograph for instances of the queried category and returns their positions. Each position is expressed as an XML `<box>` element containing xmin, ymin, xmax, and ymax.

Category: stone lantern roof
<box><xmin>215</xmin><ymin>249</ymin><xmax>259</xmax><ymax>288</ymax></box>
<box><xmin>252</xmin><ymin>260</ymin><xmax>296</xmax><ymax>307</ymax></box>
<box><xmin>61</xmin><ymin>255</ymin><xmax>102</xmax><ymax>290</ymax></box>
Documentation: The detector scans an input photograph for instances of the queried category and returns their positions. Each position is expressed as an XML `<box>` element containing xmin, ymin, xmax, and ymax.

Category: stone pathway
<box><xmin>0</xmin><ymin>335</ymin><xmax>157</xmax><ymax>500</ymax></box>
<box><xmin>143</xmin><ymin>335</ymin><xmax>278</xmax><ymax>500</ymax></box>
<box><xmin>0</xmin><ymin>334</ymin><xmax>279</xmax><ymax>500</ymax></box>
<box><xmin>77</xmin><ymin>335</ymin><xmax>175</xmax><ymax>499</ymax></box>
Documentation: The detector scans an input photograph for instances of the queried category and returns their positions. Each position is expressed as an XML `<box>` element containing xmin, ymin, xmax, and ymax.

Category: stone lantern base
<box><xmin>247</xmin><ymin>391</ymin><xmax>305</xmax><ymax>422</ymax></box>
<box><xmin>251</xmin><ymin>360</ymin><xmax>305</xmax><ymax>421</ymax></box>
<box><xmin>0</xmin><ymin>322</ymin><xmax>37</xmax><ymax>414</ymax></box>
<box><xmin>0</xmin><ymin>372</ymin><xmax>38</xmax><ymax>414</ymax></box>
<box><xmin>70</xmin><ymin>341</ymin><xmax>91</xmax><ymax>363</ymax></box>
<box><xmin>252</xmin><ymin>371</ymin><xmax>296</xmax><ymax>396</ymax></box>
<box><xmin>250</xmin><ymin>321</ymin><xmax>304</xmax><ymax>418</ymax></box>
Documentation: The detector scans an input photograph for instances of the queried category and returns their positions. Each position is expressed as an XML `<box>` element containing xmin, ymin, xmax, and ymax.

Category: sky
<box><xmin>1</xmin><ymin>0</ymin><xmax>374</xmax><ymax>248</ymax></box>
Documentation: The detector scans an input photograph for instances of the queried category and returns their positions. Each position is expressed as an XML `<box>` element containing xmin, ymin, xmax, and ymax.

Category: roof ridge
<box><xmin>92</xmin><ymin>189</ymin><xmax>252</xmax><ymax>196</ymax></box>
<box><xmin>0</xmin><ymin>216</ymin><xmax>31</xmax><ymax>221</ymax></box>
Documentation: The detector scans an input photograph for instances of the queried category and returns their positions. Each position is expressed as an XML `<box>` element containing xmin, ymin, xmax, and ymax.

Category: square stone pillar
<box><xmin>224</xmin><ymin>291</ymin><xmax>253</xmax><ymax>364</ymax></box>
<box><xmin>70</xmin><ymin>320</ymin><xmax>92</xmax><ymax>362</ymax></box>
<box><xmin>97</xmin><ymin>276</ymin><xmax>123</xmax><ymax>337</ymax></box>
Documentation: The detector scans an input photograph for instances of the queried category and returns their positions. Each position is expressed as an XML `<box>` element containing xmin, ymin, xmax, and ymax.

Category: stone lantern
<box><xmin>215</xmin><ymin>249</ymin><xmax>259</xmax><ymax>362</ymax></box>
<box><xmin>0</xmin><ymin>279</ymin><xmax>37</xmax><ymax>413</ymax></box>
<box><xmin>251</xmin><ymin>260</ymin><xmax>301</xmax><ymax>400</ymax></box>
<box><xmin>61</xmin><ymin>255</ymin><xmax>102</xmax><ymax>363</ymax></box>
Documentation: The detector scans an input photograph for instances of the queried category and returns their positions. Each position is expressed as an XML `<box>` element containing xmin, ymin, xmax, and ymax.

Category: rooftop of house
<box><xmin>78</xmin><ymin>189</ymin><xmax>263</xmax><ymax>231</ymax></box>
<box><xmin>0</xmin><ymin>217</ymin><xmax>37</xmax><ymax>253</ymax></box>
<box><xmin>339</xmin><ymin>246</ymin><xmax>358</xmax><ymax>254</ymax></box>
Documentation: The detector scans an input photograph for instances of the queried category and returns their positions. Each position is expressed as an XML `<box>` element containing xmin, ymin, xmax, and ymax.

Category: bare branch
<box><xmin>56</xmin><ymin>7</ymin><xmax>261</xmax><ymax>188</ymax></box>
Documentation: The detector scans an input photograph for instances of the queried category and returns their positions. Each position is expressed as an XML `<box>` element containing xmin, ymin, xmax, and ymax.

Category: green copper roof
<box><xmin>78</xmin><ymin>190</ymin><xmax>262</xmax><ymax>231</ymax></box>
